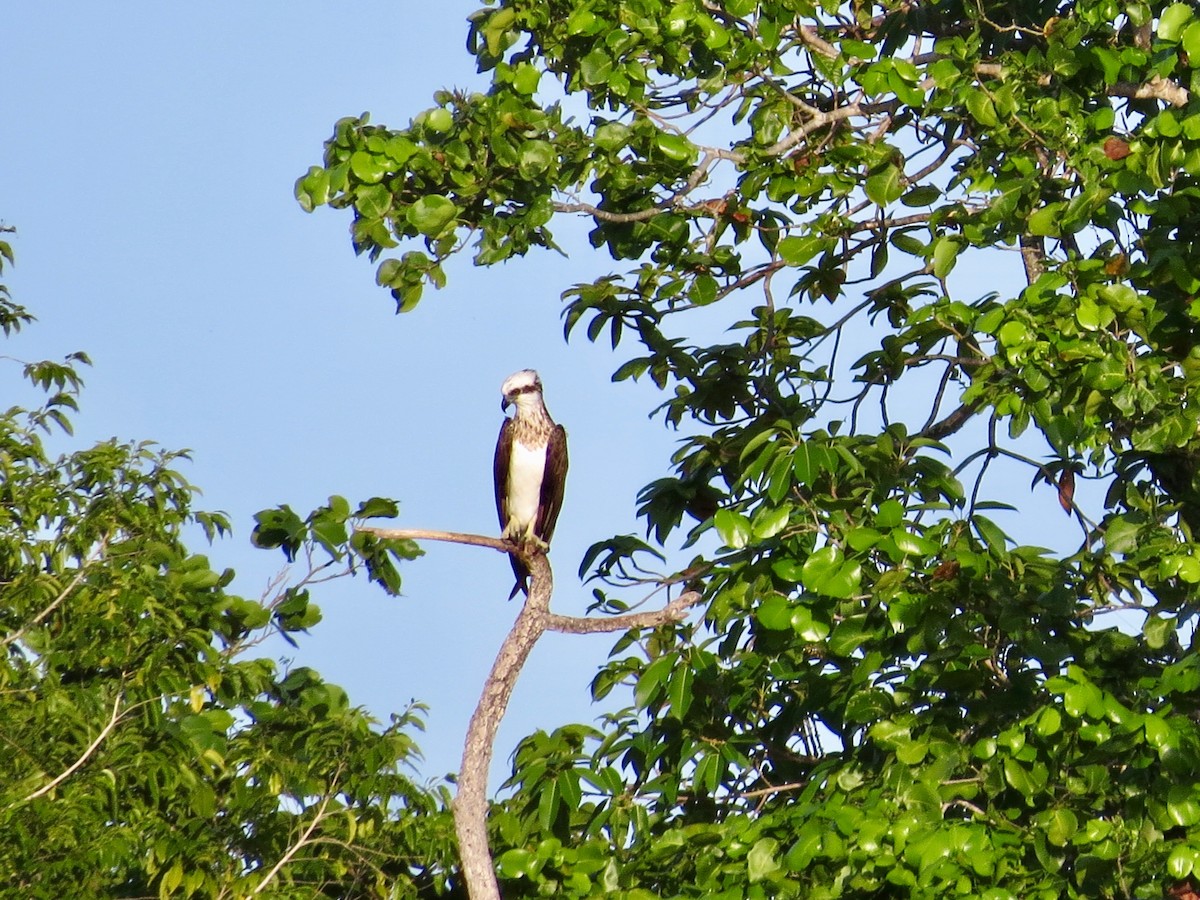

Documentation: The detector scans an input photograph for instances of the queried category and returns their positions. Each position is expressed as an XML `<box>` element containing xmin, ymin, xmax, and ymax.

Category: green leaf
<box><xmin>425</xmin><ymin>107</ymin><xmax>454</xmax><ymax>133</ymax></box>
<box><xmin>931</xmin><ymin>236</ymin><xmax>961</xmax><ymax>278</ymax></box>
<box><xmin>635</xmin><ymin>654</ymin><xmax>675</xmax><ymax>709</ymax></box>
<box><xmin>1184</xmin><ymin>21</ymin><xmax>1200</xmax><ymax>59</ymax></box>
<box><xmin>349</xmin><ymin>150</ymin><xmax>388</xmax><ymax>184</ymax></box>
<box><xmin>777</xmin><ymin>234</ymin><xmax>827</xmax><ymax>265</ymax></box>
<box><xmin>512</xmin><ymin>63</ymin><xmax>542</xmax><ymax>95</ymax></box>
<box><xmin>1045</xmin><ymin>808</ymin><xmax>1078</xmax><ymax>847</ymax></box>
<box><xmin>1027</xmin><ymin>203</ymin><xmax>1064</xmax><ymax>237</ymax></box>
<box><xmin>793</xmin><ymin>443</ymin><xmax>834</xmax><ymax>485</ymax></box>
<box><xmin>594</xmin><ymin>122</ymin><xmax>632</xmax><ymax>151</ymax></box>
<box><xmin>972</xmin><ymin>515</ymin><xmax>1010</xmax><ymax>553</ymax></box>
<box><xmin>580</xmin><ymin>50</ymin><xmax>613</xmax><ymax>85</ymax></box>
<box><xmin>1168</xmin><ymin>845</ymin><xmax>1198</xmax><ymax>879</ymax></box>
<box><xmin>1034</xmin><ymin>706</ymin><xmax>1062</xmax><ymax>737</ymax></box>
<box><xmin>791</xmin><ymin>604</ymin><xmax>830</xmax><ymax>641</ymax></box>
<box><xmin>519</xmin><ymin>140</ymin><xmax>556</xmax><ymax>176</ymax></box>
<box><xmin>667</xmin><ymin>661</ymin><xmax>694</xmax><ymax>718</ymax></box>
<box><xmin>406</xmin><ymin>195</ymin><xmax>458</xmax><ymax>236</ymax></box>
<box><xmin>748</xmin><ymin>838</ymin><xmax>781</xmax><ymax>882</ymax></box>
<box><xmin>801</xmin><ymin>545</ymin><xmax>842</xmax><ymax>587</ymax></box>
<box><xmin>876</xmin><ymin>499</ymin><xmax>905</xmax><ymax>528</ymax></box>
<box><xmin>1169</xmin><ymin>788</ymin><xmax>1200</xmax><ymax>827</ymax></box>
<box><xmin>690</xmin><ymin>273</ymin><xmax>718</xmax><ymax>305</ymax></box>
<box><xmin>965</xmin><ymin>90</ymin><xmax>999</xmax><ymax>126</ymax></box>
<box><xmin>1003</xmin><ymin>757</ymin><xmax>1035</xmax><ymax>798</ymax></box>
<box><xmin>1159</xmin><ymin>2</ymin><xmax>1194</xmax><ymax>41</ymax></box>
<box><xmin>496</xmin><ymin>848</ymin><xmax>534</xmax><ymax>879</ymax></box>
<box><xmin>655</xmin><ymin>132</ymin><xmax>696</xmax><ymax>163</ymax></box>
<box><xmin>714</xmin><ymin>509</ymin><xmax>752</xmax><ymax>549</ymax></box>
<box><xmin>752</xmin><ymin>504</ymin><xmax>790</xmax><ymax>539</ymax></box>
<box><xmin>865</xmin><ymin>165</ymin><xmax>905</xmax><ymax>206</ymax></box>
<box><xmin>538</xmin><ymin>777</ymin><xmax>561</xmax><ymax>831</ymax></box>
<box><xmin>901</xmin><ymin>184</ymin><xmax>941</xmax><ymax>207</ymax></box>
<box><xmin>757</xmin><ymin>594</ymin><xmax>794</xmax><ymax>630</ymax></box>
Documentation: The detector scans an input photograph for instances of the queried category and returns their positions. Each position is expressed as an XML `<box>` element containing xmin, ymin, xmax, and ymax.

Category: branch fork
<box><xmin>354</xmin><ymin>526</ymin><xmax>703</xmax><ymax>900</ymax></box>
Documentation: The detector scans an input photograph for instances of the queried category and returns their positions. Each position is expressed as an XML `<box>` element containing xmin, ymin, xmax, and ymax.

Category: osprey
<box><xmin>494</xmin><ymin>369</ymin><xmax>568</xmax><ymax>599</ymax></box>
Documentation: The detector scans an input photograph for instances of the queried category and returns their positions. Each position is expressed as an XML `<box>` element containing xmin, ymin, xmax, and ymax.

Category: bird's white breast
<box><xmin>506</xmin><ymin>439</ymin><xmax>546</xmax><ymax>536</ymax></box>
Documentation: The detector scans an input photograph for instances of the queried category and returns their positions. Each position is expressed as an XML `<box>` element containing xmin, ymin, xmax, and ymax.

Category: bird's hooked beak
<box><xmin>501</xmin><ymin>395</ymin><xmax>512</xmax><ymax>413</ymax></box>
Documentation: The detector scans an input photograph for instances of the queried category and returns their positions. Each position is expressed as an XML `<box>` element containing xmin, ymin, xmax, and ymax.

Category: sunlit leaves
<box><xmin>0</xmin><ymin>255</ymin><xmax>446</xmax><ymax>895</ymax></box>
<box><xmin>865</xmin><ymin>165</ymin><xmax>905</xmax><ymax>207</ymax></box>
<box><xmin>291</xmin><ymin>0</ymin><xmax>1200</xmax><ymax>895</ymax></box>
<box><xmin>406</xmin><ymin>195</ymin><xmax>458</xmax><ymax>236</ymax></box>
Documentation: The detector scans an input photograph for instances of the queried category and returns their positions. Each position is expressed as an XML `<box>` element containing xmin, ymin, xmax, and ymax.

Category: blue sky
<box><xmin>1</xmin><ymin>3</ymin><xmax>687</xmax><ymax>785</ymax></box>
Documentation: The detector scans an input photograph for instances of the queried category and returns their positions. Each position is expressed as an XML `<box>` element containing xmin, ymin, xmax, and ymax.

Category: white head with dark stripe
<box><xmin>500</xmin><ymin>369</ymin><xmax>546</xmax><ymax>417</ymax></box>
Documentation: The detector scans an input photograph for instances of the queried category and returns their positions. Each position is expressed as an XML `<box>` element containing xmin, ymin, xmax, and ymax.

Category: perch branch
<box><xmin>455</xmin><ymin>550</ymin><xmax>553</xmax><ymax>900</ymax></box>
<box><xmin>355</xmin><ymin>526</ymin><xmax>510</xmax><ymax>553</ymax></box>
<box><xmin>253</xmin><ymin>785</ymin><xmax>338</xmax><ymax>895</ymax></box>
<box><xmin>353</xmin><ymin>526</ymin><xmax>706</xmax><ymax>900</ymax></box>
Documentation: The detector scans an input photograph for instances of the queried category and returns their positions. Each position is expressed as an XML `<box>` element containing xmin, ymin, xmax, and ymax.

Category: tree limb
<box><xmin>920</xmin><ymin>402</ymin><xmax>978</xmax><ymax>441</ymax></box>
<box><xmin>355</xmin><ymin>526</ymin><xmax>510</xmax><ymax>554</ymax></box>
<box><xmin>352</xmin><ymin>526</ymin><xmax>701</xmax><ymax>900</ymax></box>
<box><xmin>1019</xmin><ymin>233</ymin><xmax>1045</xmax><ymax>285</ymax></box>
<box><xmin>1110</xmin><ymin>75</ymin><xmax>1189</xmax><ymax>108</ymax></box>
<box><xmin>546</xmin><ymin>591</ymin><xmax>703</xmax><ymax>633</ymax></box>
<box><xmin>455</xmin><ymin>551</ymin><xmax>552</xmax><ymax>900</ymax></box>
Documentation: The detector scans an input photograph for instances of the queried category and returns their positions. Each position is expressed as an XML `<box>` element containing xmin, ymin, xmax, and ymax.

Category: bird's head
<box><xmin>500</xmin><ymin>368</ymin><xmax>544</xmax><ymax>413</ymax></box>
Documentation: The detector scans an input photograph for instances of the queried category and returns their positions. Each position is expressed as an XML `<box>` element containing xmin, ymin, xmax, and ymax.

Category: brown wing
<box><xmin>493</xmin><ymin>417</ymin><xmax>513</xmax><ymax>532</ymax></box>
<box><xmin>536</xmin><ymin>424</ymin><xmax>568</xmax><ymax>544</ymax></box>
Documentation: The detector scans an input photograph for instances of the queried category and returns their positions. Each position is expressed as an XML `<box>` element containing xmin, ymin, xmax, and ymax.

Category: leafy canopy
<box><xmin>0</xmin><ymin>237</ymin><xmax>453</xmax><ymax>897</ymax></box>
<box><xmin>298</xmin><ymin>0</ymin><xmax>1200</xmax><ymax>896</ymax></box>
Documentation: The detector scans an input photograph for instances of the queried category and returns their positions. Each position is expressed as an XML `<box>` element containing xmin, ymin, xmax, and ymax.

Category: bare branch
<box><xmin>1019</xmin><ymin>233</ymin><xmax>1045</xmax><ymax>285</ymax></box>
<box><xmin>454</xmin><ymin>551</ymin><xmax>553</xmax><ymax>900</ymax></box>
<box><xmin>763</xmin><ymin>98</ymin><xmax>898</xmax><ymax>158</ymax></box>
<box><xmin>920</xmin><ymin>402</ymin><xmax>978</xmax><ymax>441</ymax></box>
<box><xmin>551</xmin><ymin>202</ymin><xmax>664</xmax><ymax>224</ymax></box>
<box><xmin>1110</xmin><ymin>75</ymin><xmax>1189</xmax><ymax>108</ymax></box>
<box><xmin>545</xmin><ymin>590</ymin><xmax>703</xmax><ymax>633</ymax></box>
<box><xmin>739</xmin><ymin>780</ymin><xmax>807</xmax><ymax>799</ymax></box>
<box><xmin>796</xmin><ymin>24</ymin><xmax>838</xmax><ymax>60</ymax></box>
<box><xmin>2</xmin><ymin>540</ymin><xmax>106</xmax><ymax>649</ymax></box>
<box><xmin>355</xmin><ymin>526</ymin><xmax>510</xmax><ymax>554</ymax></box>
<box><xmin>253</xmin><ymin>788</ymin><xmax>337</xmax><ymax>895</ymax></box>
<box><xmin>358</xmin><ymin>525</ymin><xmax>704</xmax><ymax>899</ymax></box>
<box><xmin>355</xmin><ymin>524</ymin><xmax>704</xmax><ymax>897</ymax></box>
<box><xmin>10</xmin><ymin>690</ymin><xmax>123</xmax><ymax>808</ymax></box>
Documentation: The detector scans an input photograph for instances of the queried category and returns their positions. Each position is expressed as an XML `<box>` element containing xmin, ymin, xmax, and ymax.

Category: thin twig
<box><xmin>253</xmin><ymin>788</ymin><xmax>337</xmax><ymax>894</ymax></box>
<box><xmin>10</xmin><ymin>690</ymin><xmax>123</xmax><ymax>807</ymax></box>
<box><xmin>2</xmin><ymin>540</ymin><xmax>106</xmax><ymax>649</ymax></box>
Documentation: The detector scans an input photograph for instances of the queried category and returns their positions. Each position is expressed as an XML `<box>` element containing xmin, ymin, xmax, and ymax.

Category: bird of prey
<box><xmin>493</xmin><ymin>369</ymin><xmax>568</xmax><ymax>599</ymax></box>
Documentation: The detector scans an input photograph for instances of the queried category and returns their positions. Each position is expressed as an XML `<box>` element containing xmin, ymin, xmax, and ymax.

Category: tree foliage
<box><xmin>298</xmin><ymin>0</ymin><xmax>1200</xmax><ymax>896</ymax></box>
<box><xmin>0</xmin><ymin>241</ymin><xmax>456</xmax><ymax>896</ymax></box>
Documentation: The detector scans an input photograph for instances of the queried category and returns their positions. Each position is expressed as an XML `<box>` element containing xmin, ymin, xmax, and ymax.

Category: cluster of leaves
<box><xmin>0</xmin><ymin>243</ymin><xmax>457</xmax><ymax>896</ymax></box>
<box><xmin>301</xmin><ymin>0</ymin><xmax>1200</xmax><ymax>896</ymax></box>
